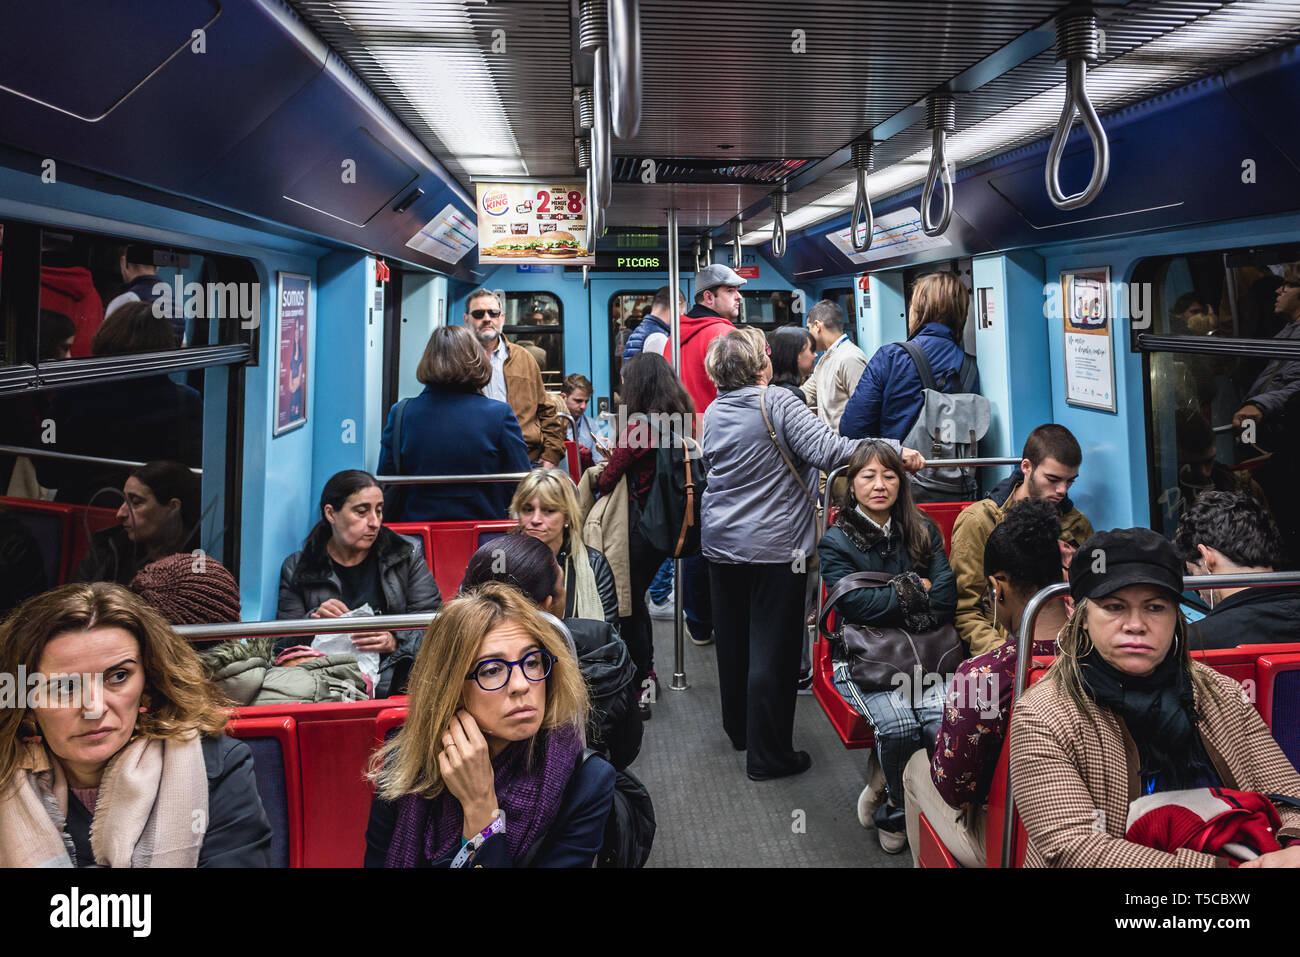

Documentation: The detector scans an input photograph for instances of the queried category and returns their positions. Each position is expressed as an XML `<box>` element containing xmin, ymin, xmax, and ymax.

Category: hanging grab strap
<box><xmin>1045</xmin><ymin>9</ymin><xmax>1110</xmax><ymax>210</ymax></box>
<box><xmin>921</xmin><ymin>94</ymin><xmax>956</xmax><ymax>237</ymax></box>
<box><xmin>850</xmin><ymin>139</ymin><xmax>875</xmax><ymax>253</ymax></box>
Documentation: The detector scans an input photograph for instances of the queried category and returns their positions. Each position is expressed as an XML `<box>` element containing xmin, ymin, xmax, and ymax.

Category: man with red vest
<box><xmin>659</xmin><ymin>263</ymin><xmax>745</xmax><ymax>412</ymax></box>
<box><xmin>657</xmin><ymin>262</ymin><xmax>746</xmax><ymax>648</ymax></box>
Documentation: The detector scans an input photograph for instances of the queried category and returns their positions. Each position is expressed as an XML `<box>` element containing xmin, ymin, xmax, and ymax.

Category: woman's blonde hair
<box><xmin>704</xmin><ymin>327</ymin><xmax>768</xmax><ymax>390</ymax></box>
<box><xmin>907</xmin><ymin>272</ymin><xmax>970</xmax><ymax>338</ymax></box>
<box><xmin>509</xmin><ymin>469</ymin><xmax>587</xmax><ymax>553</ymax></box>
<box><xmin>0</xmin><ymin>583</ymin><xmax>229</xmax><ymax>789</ymax></box>
<box><xmin>1046</xmin><ymin>596</ymin><xmax>1219</xmax><ymax>712</ymax></box>
<box><xmin>370</xmin><ymin>582</ymin><xmax>589</xmax><ymax>800</ymax></box>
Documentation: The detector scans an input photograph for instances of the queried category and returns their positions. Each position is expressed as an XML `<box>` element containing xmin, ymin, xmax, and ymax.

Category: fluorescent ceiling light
<box><xmin>742</xmin><ymin>0</ymin><xmax>1300</xmax><ymax>244</ymax></box>
<box><xmin>331</xmin><ymin>1</ymin><xmax>526</xmax><ymax>178</ymax></box>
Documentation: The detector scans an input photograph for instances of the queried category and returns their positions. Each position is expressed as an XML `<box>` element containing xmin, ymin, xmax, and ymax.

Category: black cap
<box><xmin>1068</xmin><ymin>527</ymin><xmax>1183</xmax><ymax>602</ymax></box>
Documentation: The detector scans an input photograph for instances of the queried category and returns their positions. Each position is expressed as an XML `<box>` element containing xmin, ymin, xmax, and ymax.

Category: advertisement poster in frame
<box><xmin>274</xmin><ymin>272</ymin><xmax>310</xmax><ymax>437</ymax></box>
<box><xmin>475</xmin><ymin>180</ymin><xmax>594</xmax><ymax>266</ymax></box>
<box><xmin>1061</xmin><ymin>267</ymin><xmax>1117</xmax><ymax>413</ymax></box>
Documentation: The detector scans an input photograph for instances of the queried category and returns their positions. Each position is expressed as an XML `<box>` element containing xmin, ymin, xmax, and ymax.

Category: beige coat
<box><xmin>801</xmin><ymin>334</ymin><xmax>868</xmax><ymax>431</ymax></box>
<box><xmin>1010</xmin><ymin>661</ymin><xmax>1300</xmax><ymax>867</ymax></box>
<box><xmin>578</xmin><ymin>465</ymin><xmax>632</xmax><ymax>618</ymax></box>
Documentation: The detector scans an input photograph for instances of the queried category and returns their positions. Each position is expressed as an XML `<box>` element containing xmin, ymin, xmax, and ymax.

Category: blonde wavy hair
<box><xmin>509</xmin><ymin>468</ymin><xmax>588</xmax><ymax>553</ymax></box>
<box><xmin>1046</xmin><ymin>596</ymin><xmax>1219</xmax><ymax>713</ymax></box>
<box><xmin>370</xmin><ymin>582</ymin><xmax>589</xmax><ymax>801</ymax></box>
<box><xmin>0</xmin><ymin>582</ymin><xmax>229</xmax><ymax>789</ymax></box>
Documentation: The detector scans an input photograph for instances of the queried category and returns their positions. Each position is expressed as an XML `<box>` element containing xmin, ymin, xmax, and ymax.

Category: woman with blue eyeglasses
<box><xmin>364</xmin><ymin>582</ymin><xmax>615</xmax><ymax>867</ymax></box>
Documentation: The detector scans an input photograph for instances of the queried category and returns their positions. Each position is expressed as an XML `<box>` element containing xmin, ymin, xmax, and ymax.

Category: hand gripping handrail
<box><xmin>1045</xmin><ymin>9</ymin><xmax>1109</xmax><ymax>210</ymax></box>
<box><xmin>921</xmin><ymin>94</ymin><xmax>956</xmax><ymax>237</ymax></box>
<box><xmin>607</xmin><ymin>0</ymin><xmax>642</xmax><ymax>140</ymax></box>
<box><xmin>999</xmin><ymin>568</ymin><xmax>1300</xmax><ymax>867</ymax></box>
<box><xmin>770</xmin><ymin>191</ymin><xmax>788</xmax><ymax>259</ymax></box>
<box><xmin>850</xmin><ymin>140</ymin><xmax>876</xmax><ymax>252</ymax></box>
<box><xmin>580</xmin><ymin>0</ymin><xmax>613</xmax><ymax>210</ymax></box>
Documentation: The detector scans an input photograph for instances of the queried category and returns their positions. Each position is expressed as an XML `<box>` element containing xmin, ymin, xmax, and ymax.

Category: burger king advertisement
<box><xmin>475</xmin><ymin>180</ymin><xmax>594</xmax><ymax>265</ymax></box>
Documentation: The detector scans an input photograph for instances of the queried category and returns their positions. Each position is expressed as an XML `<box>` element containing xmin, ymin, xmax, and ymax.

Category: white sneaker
<box><xmin>856</xmin><ymin>753</ymin><xmax>888</xmax><ymax>829</ymax></box>
<box><xmin>647</xmin><ymin>593</ymin><xmax>675</xmax><ymax>620</ymax></box>
<box><xmin>878</xmin><ymin>827</ymin><xmax>908</xmax><ymax>855</ymax></box>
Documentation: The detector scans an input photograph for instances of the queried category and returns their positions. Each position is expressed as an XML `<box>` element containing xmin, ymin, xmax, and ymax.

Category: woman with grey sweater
<box><xmin>701</xmin><ymin>328</ymin><xmax>924</xmax><ymax>780</ymax></box>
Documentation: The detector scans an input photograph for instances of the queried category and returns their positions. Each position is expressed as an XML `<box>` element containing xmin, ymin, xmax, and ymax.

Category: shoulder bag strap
<box><xmin>817</xmin><ymin>570</ymin><xmax>898</xmax><ymax>634</ymax></box>
<box><xmin>759</xmin><ymin>386</ymin><xmax>818</xmax><ymax>513</ymax></box>
<box><xmin>674</xmin><ymin>435</ymin><xmax>699</xmax><ymax>557</ymax></box>
<box><xmin>899</xmin><ymin>340</ymin><xmax>940</xmax><ymax>392</ymax></box>
<box><xmin>957</xmin><ymin>352</ymin><xmax>978</xmax><ymax>393</ymax></box>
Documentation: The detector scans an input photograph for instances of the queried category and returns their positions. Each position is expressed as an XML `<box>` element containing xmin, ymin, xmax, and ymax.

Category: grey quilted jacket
<box><xmin>701</xmin><ymin>385</ymin><xmax>898</xmax><ymax>564</ymax></box>
<box><xmin>1245</xmin><ymin>319</ymin><xmax>1300</xmax><ymax>417</ymax></box>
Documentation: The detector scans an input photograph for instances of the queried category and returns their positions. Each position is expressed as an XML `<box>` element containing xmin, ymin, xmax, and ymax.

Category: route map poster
<box><xmin>825</xmin><ymin>206</ymin><xmax>953</xmax><ymax>264</ymax></box>
<box><xmin>275</xmin><ymin>272</ymin><xmax>310</xmax><ymax>436</ymax></box>
<box><xmin>475</xmin><ymin>180</ymin><xmax>594</xmax><ymax>265</ymax></box>
<box><xmin>1062</xmin><ymin>267</ymin><xmax>1117</xmax><ymax>413</ymax></box>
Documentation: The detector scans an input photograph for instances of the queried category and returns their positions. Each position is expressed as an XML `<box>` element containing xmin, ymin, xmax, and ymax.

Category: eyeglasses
<box><xmin>470</xmin><ymin>308</ymin><xmax>503</xmax><ymax>319</ymax></box>
<box><xmin>465</xmin><ymin>648</ymin><xmax>555</xmax><ymax>691</ymax></box>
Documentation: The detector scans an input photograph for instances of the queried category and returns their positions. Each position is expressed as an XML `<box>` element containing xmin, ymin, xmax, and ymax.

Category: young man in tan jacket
<box><xmin>465</xmin><ymin>289</ymin><xmax>565</xmax><ymax>467</ymax></box>
<box><xmin>949</xmin><ymin>424</ymin><xmax>1094</xmax><ymax>655</ymax></box>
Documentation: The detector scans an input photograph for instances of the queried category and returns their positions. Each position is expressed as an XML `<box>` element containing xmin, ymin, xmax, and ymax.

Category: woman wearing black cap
<box><xmin>1008</xmin><ymin>527</ymin><xmax>1300</xmax><ymax>867</ymax></box>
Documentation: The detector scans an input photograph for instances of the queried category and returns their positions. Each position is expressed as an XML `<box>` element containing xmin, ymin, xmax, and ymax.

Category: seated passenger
<box><xmin>0</xmin><ymin>583</ymin><xmax>272</xmax><ymax>867</ymax></box>
<box><xmin>71</xmin><ymin>460</ymin><xmax>200</xmax><ymax>587</ymax></box>
<box><xmin>1174</xmin><ymin>490</ymin><xmax>1300</xmax><ymax>650</ymax></box>
<box><xmin>949</xmin><ymin>423</ymin><xmax>1094</xmax><ymax>656</ymax></box>
<box><xmin>1009</xmin><ymin>528</ymin><xmax>1300</xmax><ymax>867</ymax></box>
<box><xmin>461</xmin><ymin>534</ymin><xmax>641</xmax><ymax>771</ymax></box>
<box><xmin>364</xmin><ymin>583</ymin><xmax>616</xmax><ymax>867</ymax></box>
<box><xmin>818</xmin><ymin>440</ymin><xmax>955</xmax><ymax>854</ymax></box>
<box><xmin>128</xmin><ymin>552</ymin><xmax>242</xmax><ymax>626</ymax></box>
<box><xmin>511</xmin><ymin>469</ymin><xmax>618</xmax><ymax>625</ymax></box>
<box><xmin>276</xmin><ymin>470</ymin><xmax>442</xmax><ymax>698</ymax></box>
<box><xmin>901</xmin><ymin>498</ymin><xmax>1067</xmax><ymax>868</ymax></box>
<box><xmin>560</xmin><ymin>372</ymin><xmax>611</xmax><ymax>466</ymax></box>
<box><xmin>378</xmin><ymin>324</ymin><xmax>530</xmax><ymax>522</ymax></box>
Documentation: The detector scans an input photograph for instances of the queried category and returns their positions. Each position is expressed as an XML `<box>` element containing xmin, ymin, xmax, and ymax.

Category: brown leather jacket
<box><xmin>504</xmin><ymin>341</ymin><xmax>565</xmax><ymax>465</ymax></box>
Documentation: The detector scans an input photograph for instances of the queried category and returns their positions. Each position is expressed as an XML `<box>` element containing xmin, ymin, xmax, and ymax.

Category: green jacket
<box><xmin>949</xmin><ymin>477</ymin><xmax>1094</xmax><ymax>656</ymax></box>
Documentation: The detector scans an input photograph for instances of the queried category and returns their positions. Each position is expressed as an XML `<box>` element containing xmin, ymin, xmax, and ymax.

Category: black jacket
<box><xmin>276</xmin><ymin>527</ymin><xmax>442</xmax><ymax>697</ymax></box>
<box><xmin>565</xmin><ymin>617</ymin><xmax>642</xmax><ymax>771</ymax></box>
<box><xmin>817</xmin><ymin>506</ymin><xmax>957</xmax><ymax>631</ymax></box>
<box><xmin>65</xmin><ymin>735</ymin><xmax>272</xmax><ymax>867</ymax></box>
<box><xmin>1189</xmin><ymin>586</ymin><xmax>1300</xmax><ymax>651</ymax></box>
<box><xmin>558</xmin><ymin>539</ymin><xmax>619</xmax><ymax>625</ymax></box>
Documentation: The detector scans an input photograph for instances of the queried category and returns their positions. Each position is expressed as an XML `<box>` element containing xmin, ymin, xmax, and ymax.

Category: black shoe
<box><xmin>796</xmin><ymin>668</ymin><xmax>814</xmax><ymax>691</ymax></box>
<box><xmin>638</xmin><ymin>701</ymin><xmax>652</xmax><ymax>721</ymax></box>
<box><xmin>747</xmin><ymin>751</ymin><xmax>812</xmax><ymax>781</ymax></box>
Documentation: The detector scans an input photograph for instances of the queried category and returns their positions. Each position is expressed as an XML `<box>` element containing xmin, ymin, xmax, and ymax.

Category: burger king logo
<box><xmin>482</xmin><ymin>189</ymin><xmax>510</xmax><ymax>217</ymax></box>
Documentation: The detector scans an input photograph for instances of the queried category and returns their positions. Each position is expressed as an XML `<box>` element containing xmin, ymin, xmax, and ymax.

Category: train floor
<box><xmin>636</xmin><ymin>618</ymin><xmax>911</xmax><ymax>868</ymax></box>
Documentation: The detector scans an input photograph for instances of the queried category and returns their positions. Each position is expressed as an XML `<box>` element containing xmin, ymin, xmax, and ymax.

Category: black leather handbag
<box><xmin>817</xmin><ymin>571</ymin><xmax>964</xmax><ymax>692</ymax></box>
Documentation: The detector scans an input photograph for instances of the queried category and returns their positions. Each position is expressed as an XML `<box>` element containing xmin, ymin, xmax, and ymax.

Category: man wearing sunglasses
<box><xmin>466</xmin><ymin>289</ymin><xmax>565</xmax><ymax>468</ymax></box>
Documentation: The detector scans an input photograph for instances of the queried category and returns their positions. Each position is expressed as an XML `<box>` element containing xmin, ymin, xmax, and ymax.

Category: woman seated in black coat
<box><xmin>71</xmin><ymin>459</ymin><xmax>201</xmax><ymax>587</ymax></box>
<box><xmin>378</xmin><ymin>324</ymin><xmax>531</xmax><ymax>522</ymax></box>
<box><xmin>364</xmin><ymin>582</ymin><xmax>616</xmax><ymax>867</ymax></box>
<box><xmin>510</xmin><ymin>469</ymin><xmax>619</xmax><ymax>625</ymax></box>
<box><xmin>0</xmin><ymin>582</ymin><xmax>271</xmax><ymax>867</ymax></box>
<box><xmin>277</xmin><ymin>469</ymin><xmax>442</xmax><ymax>698</ymax></box>
<box><xmin>816</xmin><ymin>440</ymin><xmax>957</xmax><ymax>856</ymax></box>
<box><xmin>461</xmin><ymin>534</ymin><xmax>642</xmax><ymax>771</ymax></box>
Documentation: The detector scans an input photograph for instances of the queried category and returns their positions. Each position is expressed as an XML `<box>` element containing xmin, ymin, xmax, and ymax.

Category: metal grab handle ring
<box><xmin>850</xmin><ymin>140</ymin><xmax>875</xmax><ymax>252</ymax></box>
<box><xmin>771</xmin><ymin>192</ymin><xmax>787</xmax><ymax>259</ymax></box>
<box><xmin>607</xmin><ymin>0</ymin><xmax>642</xmax><ymax>139</ymax></box>
<box><xmin>921</xmin><ymin>96</ymin><xmax>955</xmax><ymax>237</ymax></box>
<box><xmin>703</xmin><ymin>234</ymin><xmax>713</xmax><ymax>266</ymax></box>
<box><xmin>730</xmin><ymin>218</ymin><xmax>743</xmax><ymax>269</ymax></box>
<box><xmin>1045</xmin><ymin>10</ymin><xmax>1110</xmax><ymax>210</ymax></box>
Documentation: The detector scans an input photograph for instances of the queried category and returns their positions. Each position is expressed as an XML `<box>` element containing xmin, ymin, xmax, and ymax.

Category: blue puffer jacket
<box><xmin>622</xmin><ymin>315</ymin><xmax>670</xmax><ymax>359</ymax></box>
<box><xmin>840</xmin><ymin>323</ymin><xmax>979</xmax><ymax>441</ymax></box>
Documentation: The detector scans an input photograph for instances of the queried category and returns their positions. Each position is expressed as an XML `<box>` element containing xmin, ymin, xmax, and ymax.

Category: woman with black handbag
<box><xmin>817</xmin><ymin>440</ymin><xmax>957</xmax><ymax>854</ymax></box>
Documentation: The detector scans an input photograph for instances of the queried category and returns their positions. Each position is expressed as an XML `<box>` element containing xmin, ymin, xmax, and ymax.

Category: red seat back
<box><xmin>1258</xmin><ymin>650</ymin><xmax>1300</xmax><ymax>767</ymax></box>
<box><xmin>386</xmin><ymin>519</ymin><xmax>516</xmax><ymax>599</ymax></box>
<box><xmin>917</xmin><ymin>812</ymin><xmax>960</xmax><ymax>868</ymax></box>
<box><xmin>226</xmin><ymin>715</ymin><xmax>304</xmax><ymax>868</ymax></box>
<box><xmin>564</xmin><ymin>439</ymin><xmax>581</xmax><ymax>483</ymax></box>
<box><xmin>915</xmin><ymin>501</ymin><xmax>971</xmax><ymax>554</ymax></box>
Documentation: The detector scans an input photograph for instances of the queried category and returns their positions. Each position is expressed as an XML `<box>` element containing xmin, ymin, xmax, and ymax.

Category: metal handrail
<box><xmin>1045</xmin><ymin>11</ymin><xmax>1109</xmax><ymax>210</ymax></box>
<box><xmin>703</xmin><ymin>234</ymin><xmax>713</xmax><ymax>267</ymax></box>
<box><xmin>553</xmin><ymin>408</ymin><xmax>578</xmax><ymax>443</ymax></box>
<box><xmin>0</xmin><ymin>444</ymin><xmax>203</xmax><ymax>476</ymax></box>
<box><xmin>921</xmin><ymin>94</ymin><xmax>956</xmax><ymax>237</ymax></box>
<box><xmin>607</xmin><ymin>0</ymin><xmax>641</xmax><ymax>140</ymax></box>
<box><xmin>850</xmin><ymin>140</ymin><xmax>875</xmax><ymax>253</ymax></box>
<box><xmin>1000</xmin><ymin>568</ymin><xmax>1300</xmax><ymax>867</ymax></box>
<box><xmin>375</xmin><ymin>473</ymin><xmax>530</xmax><ymax>486</ymax></box>
<box><xmin>592</xmin><ymin>47</ymin><xmax>613</xmax><ymax>210</ymax></box>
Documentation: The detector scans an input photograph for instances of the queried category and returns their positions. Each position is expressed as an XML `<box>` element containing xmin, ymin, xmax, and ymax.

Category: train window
<box><xmin>821</xmin><ymin>286</ymin><xmax>857</xmax><ymax>344</ymax></box>
<box><xmin>1132</xmin><ymin>245</ymin><xmax>1300</xmax><ymax>559</ymax></box>
<box><xmin>501</xmin><ymin>291</ymin><xmax>562</xmax><ymax>388</ymax></box>
<box><xmin>739</xmin><ymin>289</ymin><xmax>798</xmax><ymax>330</ymax></box>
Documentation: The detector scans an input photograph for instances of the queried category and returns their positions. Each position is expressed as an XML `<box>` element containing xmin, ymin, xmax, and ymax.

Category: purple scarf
<box><xmin>385</xmin><ymin>725</ymin><xmax>583</xmax><ymax>867</ymax></box>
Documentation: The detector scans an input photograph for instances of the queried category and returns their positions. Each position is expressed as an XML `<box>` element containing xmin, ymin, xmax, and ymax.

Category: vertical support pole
<box><xmin>666</xmin><ymin>206</ymin><xmax>689</xmax><ymax>692</ymax></box>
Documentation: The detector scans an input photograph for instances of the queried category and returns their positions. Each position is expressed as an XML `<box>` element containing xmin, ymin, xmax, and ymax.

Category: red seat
<box><xmin>811</xmin><ymin>633</ymin><xmax>874</xmax><ymax>749</ymax></box>
<box><xmin>226</xmin><ymin>714</ymin><xmax>304</xmax><ymax>868</ymax></box>
<box><xmin>564</xmin><ymin>439</ymin><xmax>581</xmax><ymax>483</ymax></box>
<box><xmin>385</xmin><ymin>519</ymin><xmax>516</xmax><ymax>599</ymax></box>
<box><xmin>916</xmin><ymin>501</ymin><xmax>969</xmax><ymax>554</ymax></box>
<box><xmin>384</xmin><ymin>522</ymin><xmax>435</xmax><ymax>575</ymax></box>
<box><xmin>916</xmin><ymin>812</ymin><xmax>960</xmax><ymax>868</ymax></box>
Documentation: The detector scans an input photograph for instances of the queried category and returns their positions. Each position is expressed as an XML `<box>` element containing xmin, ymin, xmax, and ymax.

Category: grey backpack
<box><xmin>898</xmin><ymin>340</ymin><xmax>990</xmax><ymax>498</ymax></box>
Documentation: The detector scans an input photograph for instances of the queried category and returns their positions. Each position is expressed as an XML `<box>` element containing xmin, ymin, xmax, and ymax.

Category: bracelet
<box><xmin>450</xmin><ymin>809</ymin><xmax>505</xmax><ymax>868</ymax></box>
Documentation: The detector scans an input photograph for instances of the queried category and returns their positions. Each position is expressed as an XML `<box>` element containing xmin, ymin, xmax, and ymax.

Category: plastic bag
<box><xmin>312</xmin><ymin>603</ymin><xmax>381</xmax><ymax>693</ymax></box>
